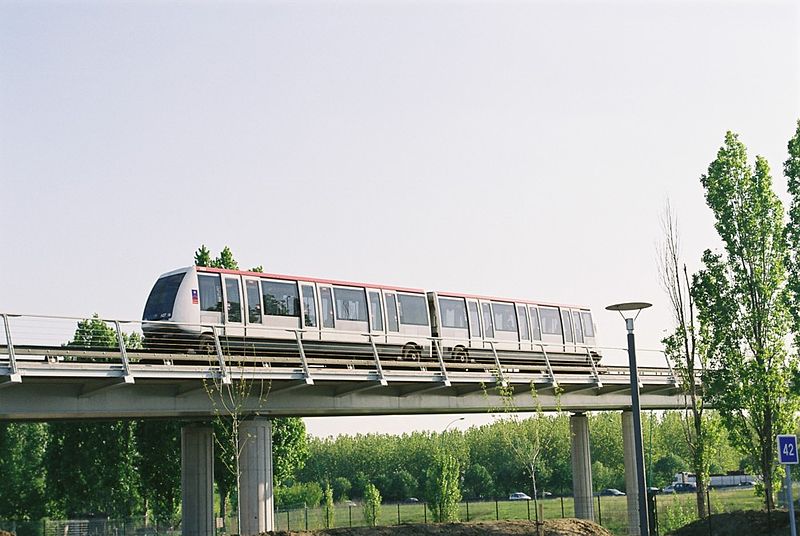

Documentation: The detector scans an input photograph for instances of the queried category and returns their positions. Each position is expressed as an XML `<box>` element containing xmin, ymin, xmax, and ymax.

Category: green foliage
<box><xmin>216</xmin><ymin>246</ymin><xmax>239</xmax><ymax>270</ymax></box>
<box><xmin>194</xmin><ymin>244</ymin><xmax>213</xmax><ymax>267</ymax></box>
<box><xmin>0</xmin><ymin>423</ymin><xmax>48</xmax><ymax>520</ymax></box>
<box><xmin>362</xmin><ymin>483</ymin><xmax>382</xmax><ymax>527</ymax></box>
<box><xmin>425</xmin><ymin>448</ymin><xmax>462</xmax><ymax>523</ymax></box>
<box><xmin>653</xmin><ymin>454</ymin><xmax>687</xmax><ymax>488</ymax></box>
<box><xmin>695</xmin><ymin>130</ymin><xmax>799</xmax><ymax>508</ymax></box>
<box><xmin>324</xmin><ymin>483</ymin><xmax>335</xmax><ymax>528</ymax></box>
<box><xmin>276</xmin><ymin>481</ymin><xmax>323</xmax><ymax>509</ymax></box>
<box><xmin>272</xmin><ymin>417</ymin><xmax>310</xmax><ymax>486</ymax></box>
<box><xmin>332</xmin><ymin>476</ymin><xmax>352</xmax><ymax>501</ymax></box>
<box><xmin>462</xmin><ymin>463</ymin><xmax>494</xmax><ymax>499</ymax></box>
<box><xmin>784</xmin><ymin>120</ymin><xmax>800</xmax><ymax>356</ymax></box>
<box><xmin>659</xmin><ymin>493</ymin><xmax>698</xmax><ymax>534</ymax></box>
<box><xmin>135</xmin><ymin>421</ymin><xmax>181</xmax><ymax>524</ymax></box>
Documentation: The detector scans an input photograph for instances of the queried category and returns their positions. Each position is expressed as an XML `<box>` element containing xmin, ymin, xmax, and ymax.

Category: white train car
<box><xmin>426</xmin><ymin>291</ymin><xmax>598</xmax><ymax>361</ymax></box>
<box><xmin>142</xmin><ymin>266</ymin><xmax>431</xmax><ymax>358</ymax></box>
<box><xmin>142</xmin><ymin>266</ymin><xmax>599</xmax><ymax>363</ymax></box>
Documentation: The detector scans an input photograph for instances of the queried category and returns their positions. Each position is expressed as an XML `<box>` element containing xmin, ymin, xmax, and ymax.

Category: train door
<box><xmin>561</xmin><ymin>307</ymin><xmax>576</xmax><ymax>353</ymax></box>
<box><xmin>571</xmin><ymin>309</ymin><xmax>585</xmax><ymax>350</ymax></box>
<box><xmin>299</xmin><ymin>282</ymin><xmax>320</xmax><ymax>341</ymax></box>
<box><xmin>466</xmin><ymin>299</ymin><xmax>482</xmax><ymax>351</ymax></box>
<box><xmin>538</xmin><ymin>306</ymin><xmax>563</xmax><ymax>354</ymax></box>
<box><xmin>480</xmin><ymin>300</ymin><xmax>495</xmax><ymax>350</ymax></box>
<box><xmin>367</xmin><ymin>289</ymin><xmax>386</xmax><ymax>344</ymax></box>
<box><xmin>384</xmin><ymin>292</ymin><xmax>400</xmax><ymax>349</ymax></box>
<box><xmin>222</xmin><ymin>276</ymin><xmax>244</xmax><ymax>339</ymax></box>
<box><xmin>516</xmin><ymin>304</ymin><xmax>532</xmax><ymax>352</ymax></box>
<box><xmin>528</xmin><ymin>305</ymin><xmax>542</xmax><ymax>352</ymax></box>
<box><xmin>243</xmin><ymin>277</ymin><xmax>265</xmax><ymax>341</ymax></box>
<box><xmin>318</xmin><ymin>285</ymin><xmax>336</xmax><ymax>344</ymax></box>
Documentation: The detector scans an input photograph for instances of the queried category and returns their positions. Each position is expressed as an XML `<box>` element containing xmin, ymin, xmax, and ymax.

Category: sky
<box><xmin>1</xmin><ymin>0</ymin><xmax>799</xmax><ymax>437</ymax></box>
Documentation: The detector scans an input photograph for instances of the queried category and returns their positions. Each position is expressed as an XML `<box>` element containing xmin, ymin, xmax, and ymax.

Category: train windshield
<box><xmin>143</xmin><ymin>273</ymin><xmax>186</xmax><ymax>320</ymax></box>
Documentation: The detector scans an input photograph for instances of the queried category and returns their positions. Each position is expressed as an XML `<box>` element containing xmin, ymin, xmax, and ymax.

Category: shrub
<box><xmin>363</xmin><ymin>483</ymin><xmax>381</xmax><ymax>527</ymax></box>
<box><xmin>275</xmin><ymin>482</ymin><xmax>323</xmax><ymax>509</ymax></box>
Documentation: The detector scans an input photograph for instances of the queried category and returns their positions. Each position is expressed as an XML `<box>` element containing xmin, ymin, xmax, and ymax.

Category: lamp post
<box><xmin>606</xmin><ymin>301</ymin><xmax>652</xmax><ymax>536</ymax></box>
<box><xmin>442</xmin><ymin>417</ymin><xmax>465</xmax><ymax>434</ymax></box>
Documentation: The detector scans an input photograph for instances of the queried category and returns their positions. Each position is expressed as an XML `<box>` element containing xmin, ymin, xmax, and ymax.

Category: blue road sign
<box><xmin>778</xmin><ymin>435</ymin><xmax>799</xmax><ymax>464</ymax></box>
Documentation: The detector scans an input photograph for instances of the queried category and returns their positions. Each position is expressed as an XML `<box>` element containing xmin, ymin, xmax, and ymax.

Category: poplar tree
<box><xmin>694</xmin><ymin>131</ymin><xmax>798</xmax><ymax>508</ymax></box>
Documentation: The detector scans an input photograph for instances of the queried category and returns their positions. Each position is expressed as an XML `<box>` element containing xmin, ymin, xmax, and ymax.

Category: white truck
<box><xmin>672</xmin><ymin>471</ymin><xmax>755</xmax><ymax>489</ymax></box>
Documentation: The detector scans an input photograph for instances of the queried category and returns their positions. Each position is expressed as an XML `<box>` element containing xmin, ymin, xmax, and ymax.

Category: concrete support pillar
<box><xmin>570</xmin><ymin>412</ymin><xmax>595</xmax><ymax>520</ymax></box>
<box><xmin>239</xmin><ymin>418</ymin><xmax>275</xmax><ymax>535</ymax></box>
<box><xmin>622</xmin><ymin>410</ymin><xmax>644</xmax><ymax>535</ymax></box>
<box><xmin>181</xmin><ymin>425</ymin><xmax>214</xmax><ymax>536</ymax></box>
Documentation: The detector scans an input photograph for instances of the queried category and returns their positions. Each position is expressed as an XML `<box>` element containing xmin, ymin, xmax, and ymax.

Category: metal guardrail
<box><xmin>0</xmin><ymin>313</ymin><xmax>680</xmax><ymax>390</ymax></box>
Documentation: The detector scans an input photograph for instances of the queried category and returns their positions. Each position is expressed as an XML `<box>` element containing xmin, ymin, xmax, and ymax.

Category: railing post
<box><xmin>210</xmin><ymin>326</ymin><xmax>231</xmax><ymax>385</ymax></box>
<box><xmin>1</xmin><ymin>313</ymin><xmax>21</xmax><ymax>384</ymax></box>
<box><xmin>584</xmin><ymin>347</ymin><xmax>603</xmax><ymax>388</ymax></box>
<box><xmin>113</xmin><ymin>320</ymin><xmax>135</xmax><ymax>384</ymax></box>
<box><xmin>488</xmin><ymin>341</ymin><xmax>507</xmax><ymax>387</ymax></box>
<box><xmin>432</xmin><ymin>339</ymin><xmax>451</xmax><ymax>387</ymax></box>
<box><xmin>294</xmin><ymin>330</ymin><xmax>315</xmax><ymax>385</ymax></box>
<box><xmin>367</xmin><ymin>334</ymin><xmax>388</xmax><ymax>386</ymax></box>
<box><xmin>538</xmin><ymin>343</ymin><xmax>557</xmax><ymax>388</ymax></box>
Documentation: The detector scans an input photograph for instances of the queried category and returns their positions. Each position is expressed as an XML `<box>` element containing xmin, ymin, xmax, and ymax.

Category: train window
<box><xmin>262</xmin><ymin>280</ymin><xmax>300</xmax><ymax>317</ymax></box>
<box><xmin>573</xmin><ymin>311</ymin><xmax>584</xmax><ymax>343</ymax></box>
<box><xmin>528</xmin><ymin>306</ymin><xmax>542</xmax><ymax>340</ymax></box>
<box><xmin>225</xmin><ymin>278</ymin><xmax>242</xmax><ymax>323</ymax></box>
<box><xmin>539</xmin><ymin>307</ymin><xmax>562</xmax><ymax>335</ymax></box>
<box><xmin>517</xmin><ymin>306</ymin><xmax>530</xmax><ymax>340</ymax></box>
<box><xmin>385</xmin><ymin>293</ymin><xmax>399</xmax><ymax>332</ymax></box>
<box><xmin>493</xmin><ymin>302</ymin><xmax>517</xmax><ymax>332</ymax></box>
<box><xmin>468</xmin><ymin>301</ymin><xmax>481</xmax><ymax>338</ymax></box>
<box><xmin>561</xmin><ymin>310</ymin><xmax>574</xmax><ymax>343</ymax></box>
<box><xmin>439</xmin><ymin>298</ymin><xmax>468</xmax><ymax>329</ymax></box>
<box><xmin>481</xmin><ymin>303</ymin><xmax>494</xmax><ymax>338</ymax></box>
<box><xmin>246</xmin><ymin>280</ymin><xmax>262</xmax><ymax>324</ymax></box>
<box><xmin>581</xmin><ymin>311</ymin><xmax>595</xmax><ymax>337</ymax></box>
<box><xmin>301</xmin><ymin>285</ymin><xmax>317</xmax><ymax>327</ymax></box>
<box><xmin>334</xmin><ymin>287</ymin><xmax>368</xmax><ymax>322</ymax></box>
<box><xmin>198</xmin><ymin>274</ymin><xmax>223</xmax><ymax>313</ymax></box>
<box><xmin>369</xmin><ymin>291</ymin><xmax>384</xmax><ymax>331</ymax></box>
<box><xmin>398</xmin><ymin>294</ymin><xmax>428</xmax><ymax>326</ymax></box>
<box><xmin>144</xmin><ymin>272</ymin><xmax>186</xmax><ymax>320</ymax></box>
<box><xmin>320</xmin><ymin>287</ymin><xmax>335</xmax><ymax>328</ymax></box>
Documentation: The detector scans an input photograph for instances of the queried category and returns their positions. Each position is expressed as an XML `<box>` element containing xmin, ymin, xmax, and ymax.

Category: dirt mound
<box><xmin>0</xmin><ymin>530</ymin><xmax>14</xmax><ymax>536</ymax></box>
<box><xmin>667</xmin><ymin>509</ymin><xmax>798</xmax><ymax>536</ymax></box>
<box><xmin>265</xmin><ymin>519</ymin><xmax>613</xmax><ymax>536</ymax></box>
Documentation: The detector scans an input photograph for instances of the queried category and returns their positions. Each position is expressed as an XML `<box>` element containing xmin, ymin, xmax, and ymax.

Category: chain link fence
<box><xmin>0</xmin><ymin>486</ymin><xmax>792</xmax><ymax>536</ymax></box>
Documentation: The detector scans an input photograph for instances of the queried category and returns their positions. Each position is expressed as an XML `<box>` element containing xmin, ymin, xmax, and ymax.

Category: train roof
<box><xmin>433</xmin><ymin>290</ymin><xmax>592</xmax><ymax>311</ymax></box>
<box><xmin>193</xmin><ymin>266</ymin><xmax>427</xmax><ymax>294</ymax></box>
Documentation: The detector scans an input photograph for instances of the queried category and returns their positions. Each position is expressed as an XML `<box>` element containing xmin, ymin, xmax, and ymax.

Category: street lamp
<box><xmin>606</xmin><ymin>301</ymin><xmax>652</xmax><ymax>536</ymax></box>
<box><xmin>442</xmin><ymin>417</ymin><xmax>465</xmax><ymax>434</ymax></box>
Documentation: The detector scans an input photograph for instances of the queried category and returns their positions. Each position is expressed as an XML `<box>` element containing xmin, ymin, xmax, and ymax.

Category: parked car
<box><xmin>404</xmin><ymin>497</ymin><xmax>420</xmax><ymax>503</ymax></box>
<box><xmin>538</xmin><ymin>491</ymin><xmax>553</xmax><ymax>499</ymax></box>
<box><xmin>509</xmin><ymin>492</ymin><xmax>532</xmax><ymax>501</ymax></box>
<box><xmin>597</xmin><ymin>488</ymin><xmax>626</xmax><ymax>496</ymax></box>
<box><xmin>662</xmin><ymin>482</ymin><xmax>697</xmax><ymax>494</ymax></box>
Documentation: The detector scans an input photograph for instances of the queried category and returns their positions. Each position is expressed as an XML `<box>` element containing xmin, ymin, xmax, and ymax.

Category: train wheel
<box><xmin>401</xmin><ymin>344</ymin><xmax>421</xmax><ymax>362</ymax></box>
<box><xmin>452</xmin><ymin>347</ymin><xmax>468</xmax><ymax>363</ymax></box>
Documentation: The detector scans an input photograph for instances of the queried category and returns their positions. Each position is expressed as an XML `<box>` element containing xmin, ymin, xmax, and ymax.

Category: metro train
<box><xmin>142</xmin><ymin>265</ymin><xmax>599</xmax><ymax>361</ymax></box>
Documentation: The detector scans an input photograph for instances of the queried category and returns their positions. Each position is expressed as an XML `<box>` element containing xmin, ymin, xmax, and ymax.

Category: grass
<box><xmin>269</xmin><ymin>486</ymin><xmax>779</xmax><ymax>535</ymax></box>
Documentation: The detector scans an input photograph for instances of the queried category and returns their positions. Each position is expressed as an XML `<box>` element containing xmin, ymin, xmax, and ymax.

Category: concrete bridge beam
<box><xmin>570</xmin><ymin>412</ymin><xmax>595</xmax><ymax>521</ymax></box>
<box><xmin>181</xmin><ymin>424</ymin><xmax>214</xmax><ymax>536</ymax></box>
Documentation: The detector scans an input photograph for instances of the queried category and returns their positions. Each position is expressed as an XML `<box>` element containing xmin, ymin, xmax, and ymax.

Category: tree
<box><xmin>135</xmin><ymin>421</ymin><xmax>181</xmax><ymax>525</ymax></box>
<box><xmin>362</xmin><ymin>483</ymin><xmax>382</xmax><ymax>527</ymax></box>
<box><xmin>784</xmin><ymin>120</ymin><xmax>800</xmax><ymax>363</ymax></box>
<box><xmin>0</xmin><ymin>423</ymin><xmax>48</xmax><ymax>520</ymax></box>
<box><xmin>462</xmin><ymin>463</ymin><xmax>494</xmax><ymax>500</ymax></box>
<box><xmin>272</xmin><ymin>417</ymin><xmax>309</xmax><ymax>487</ymax></box>
<box><xmin>45</xmin><ymin>317</ymin><xmax>143</xmax><ymax>518</ymax></box>
<box><xmin>425</xmin><ymin>446</ymin><xmax>462</xmax><ymax>522</ymax></box>
<box><xmin>324</xmin><ymin>482</ymin><xmax>335</xmax><ymax>528</ymax></box>
<box><xmin>694</xmin><ymin>131</ymin><xmax>799</xmax><ymax>508</ymax></box>
<box><xmin>658</xmin><ymin>201</ymin><xmax>720</xmax><ymax>517</ymax></box>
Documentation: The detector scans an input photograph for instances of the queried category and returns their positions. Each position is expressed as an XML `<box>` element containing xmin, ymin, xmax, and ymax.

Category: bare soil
<box><xmin>667</xmin><ymin>509</ymin><xmax>800</xmax><ymax>536</ymax></box>
<box><xmin>264</xmin><ymin>519</ymin><xmax>613</xmax><ymax>536</ymax></box>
